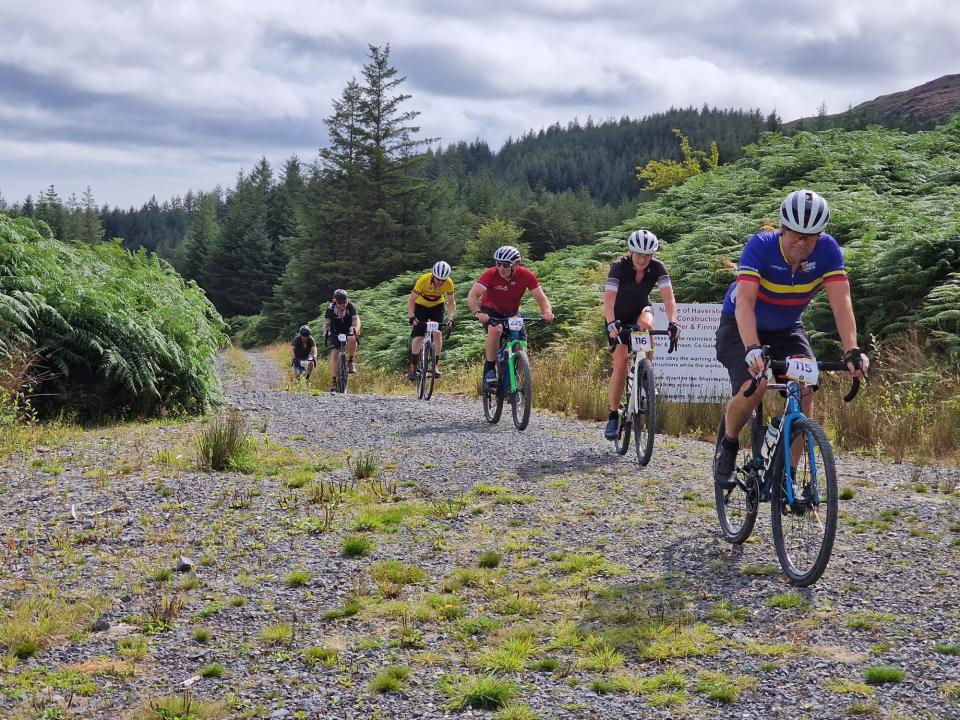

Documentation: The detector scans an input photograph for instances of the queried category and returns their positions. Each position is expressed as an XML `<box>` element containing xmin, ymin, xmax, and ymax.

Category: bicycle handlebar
<box><xmin>613</xmin><ymin>322</ymin><xmax>679</xmax><ymax>354</ymax></box>
<box><xmin>743</xmin><ymin>347</ymin><xmax>863</xmax><ymax>402</ymax></box>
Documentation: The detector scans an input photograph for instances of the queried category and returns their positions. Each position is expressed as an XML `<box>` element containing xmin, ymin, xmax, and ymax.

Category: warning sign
<box><xmin>650</xmin><ymin>303</ymin><xmax>728</xmax><ymax>402</ymax></box>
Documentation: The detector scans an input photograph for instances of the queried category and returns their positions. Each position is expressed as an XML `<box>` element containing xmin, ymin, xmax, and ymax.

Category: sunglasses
<box><xmin>335</xmin><ymin>299</ymin><xmax>347</xmax><ymax>305</ymax></box>
<box><xmin>495</xmin><ymin>261</ymin><xmax>515</xmax><ymax>268</ymax></box>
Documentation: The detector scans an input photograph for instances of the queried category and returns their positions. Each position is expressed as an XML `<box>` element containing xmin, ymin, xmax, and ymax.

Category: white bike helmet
<box><xmin>627</xmin><ymin>229</ymin><xmax>659</xmax><ymax>254</ymax></box>
<box><xmin>493</xmin><ymin>246</ymin><xmax>521</xmax><ymax>264</ymax></box>
<box><xmin>780</xmin><ymin>189</ymin><xmax>830</xmax><ymax>234</ymax></box>
<box><xmin>432</xmin><ymin>260</ymin><xmax>451</xmax><ymax>280</ymax></box>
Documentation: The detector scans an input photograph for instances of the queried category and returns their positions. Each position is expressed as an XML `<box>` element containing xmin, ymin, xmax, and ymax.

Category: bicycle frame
<box><xmin>761</xmin><ymin>380</ymin><xmax>811</xmax><ymax>505</ymax></box>
<box><xmin>502</xmin><ymin>334</ymin><xmax>527</xmax><ymax>394</ymax></box>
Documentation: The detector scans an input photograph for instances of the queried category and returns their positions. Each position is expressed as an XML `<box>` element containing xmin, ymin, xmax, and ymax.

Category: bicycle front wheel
<box><xmin>424</xmin><ymin>343</ymin><xmax>436</xmax><ymax>401</ymax></box>
<box><xmin>613</xmin><ymin>381</ymin><xmax>632</xmax><ymax>456</ymax></box>
<box><xmin>337</xmin><ymin>352</ymin><xmax>348</xmax><ymax>394</ymax></box>
<box><xmin>633</xmin><ymin>358</ymin><xmax>656</xmax><ymax>466</ymax></box>
<box><xmin>482</xmin><ymin>371</ymin><xmax>503</xmax><ymax>424</ymax></box>
<box><xmin>771</xmin><ymin>417</ymin><xmax>838</xmax><ymax>587</ymax></box>
<box><xmin>714</xmin><ymin>415</ymin><xmax>760</xmax><ymax>545</ymax></box>
<box><xmin>510</xmin><ymin>351</ymin><xmax>532</xmax><ymax>431</ymax></box>
<box><xmin>417</xmin><ymin>347</ymin><xmax>428</xmax><ymax>400</ymax></box>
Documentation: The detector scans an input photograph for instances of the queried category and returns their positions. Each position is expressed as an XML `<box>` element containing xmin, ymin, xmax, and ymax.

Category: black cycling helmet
<box><xmin>299</xmin><ymin>325</ymin><xmax>311</xmax><ymax>336</ymax></box>
<box><xmin>333</xmin><ymin>289</ymin><xmax>348</xmax><ymax>302</ymax></box>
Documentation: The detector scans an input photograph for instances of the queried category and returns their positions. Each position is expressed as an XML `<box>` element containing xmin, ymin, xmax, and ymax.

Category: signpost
<box><xmin>651</xmin><ymin>303</ymin><xmax>728</xmax><ymax>402</ymax></box>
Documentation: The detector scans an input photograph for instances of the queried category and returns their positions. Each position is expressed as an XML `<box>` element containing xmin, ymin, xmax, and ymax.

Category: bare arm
<box><xmin>530</xmin><ymin>286</ymin><xmax>554</xmax><ymax>322</ymax></box>
<box><xmin>603</xmin><ymin>289</ymin><xmax>618</xmax><ymax>337</ymax></box>
<box><xmin>734</xmin><ymin>280</ymin><xmax>761</xmax><ymax>350</ymax></box>
<box><xmin>467</xmin><ymin>282</ymin><xmax>486</xmax><ymax>316</ymax></box>
<box><xmin>407</xmin><ymin>291</ymin><xmax>418</xmax><ymax>319</ymax></box>
<box><xmin>824</xmin><ymin>280</ymin><xmax>858</xmax><ymax>351</ymax></box>
<box><xmin>447</xmin><ymin>293</ymin><xmax>456</xmax><ymax>320</ymax></box>
<box><xmin>659</xmin><ymin>284</ymin><xmax>678</xmax><ymax>325</ymax></box>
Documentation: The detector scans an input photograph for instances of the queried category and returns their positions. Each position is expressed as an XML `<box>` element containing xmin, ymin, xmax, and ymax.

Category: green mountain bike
<box><xmin>481</xmin><ymin>316</ymin><xmax>542</xmax><ymax>431</ymax></box>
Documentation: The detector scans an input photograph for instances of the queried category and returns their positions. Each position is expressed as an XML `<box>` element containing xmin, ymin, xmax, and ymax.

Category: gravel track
<box><xmin>1</xmin><ymin>349</ymin><xmax>958</xmax><ymax>719</ymax></box>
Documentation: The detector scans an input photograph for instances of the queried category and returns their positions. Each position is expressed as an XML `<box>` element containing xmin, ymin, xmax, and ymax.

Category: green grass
<box><xmin>694</xmin><ymin>672</ymin><xmax>740</xmax><ymax>703</ymax></box>
<box><xmin>371</xmin><ymin>560</ymin><xmax>427</xmax><ymax>597</ymax></box>
<box><xmin>577</xmin><ymin>643</ymin><xmax>625</xmax><ymax>672</ymax></box>
<box><xmin>260</xmin><ymin>622</ymin><xmax>293</xmax><ymax>646</ymax></box>
<box><xmin>766</xmin><ymin>592</ymin><xmax>806</xmax><ymax>610</ymax></box>
<box><xmin>493</xmin><ymin>705</ymin><xmax>541</xmax><ymax>720</ymax></box>
<box><xmin>285</xmin><ymin>569</ymin><xmax>311</xmax><ymax>588</ymax></box>
<box><xmin>839</xmin><ymin>487</ymin><xmax>856</xmax><ymax>500</ymax></box>
<box><xmin>0</xmin><ymin>594</ymin><xmax>100</xmax><ymax>659</ymax></box>
<box><xmin>863</xmin><ymin>665</ymin><xmax>906</xmax><ymax>685</ymax></box>
<box><xmin>477</xmin><ymin>636</ymin><xmax>539</xmax><ymax>672</ymax></box>
<box><xmin>844</xmin><ymin>611</ymin><xmax>896</xmax><ymax>631</ymax></box>
<box><xmin>302</xmin><ymin>646</ymin><xmax>339</xmax><ymax>667</ymax></box>
<box><xmin>437</xmin><ymin>673</ymin><xmax>518</xmax><ymax>710</ymax></box>
<box><xmin>191</xmin><ymin>628</ymin><xmax>212</xmax><ymax>644</ymax></box>
<box><xmin>199</xmin><ymin>662</ymin><xmax>225</xmax><ymax>678</ymax></box>
<box><xmin>934</xmin><ymin>643</ymin><xmax>960</xmax><ymax>656</ymax></box>
<box><xmin>342</xmin><ymin>534</ymin><xmax>375</xmax><ymax>557</ymax></box>
<box><xmin>708</xmin><ymin>599</ymin><xmax>750</xmax><ymax>625</ymax></box>
<box><xmin>369</xmin><ymin>665</ymin><xmax>411</xmax><ymax>693</ymax></box>
<box><xmin>478</xmin><ymin>550</ymin><xmax>502</xmax><ymax>568</ymax></box>
<box><xmin>740</xmin><ymin>564</ymin><xmax>779</xmax><ymax>576</ymax></box>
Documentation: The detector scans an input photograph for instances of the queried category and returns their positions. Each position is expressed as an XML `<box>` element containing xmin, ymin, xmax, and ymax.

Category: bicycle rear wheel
<box><xmin>337</xmin><ymin>352</ymin><xmax>348</xmax><ymax>393</ymax></box>
<box><xmin>510</xmin><ymin>351</ymin><xmax>532</xmax><ymax>431</ymax></box>
<box><xmin>633</xmin><ymin>358</ymin><xmax>656</xmax><ymax>466</ymax></box>
<box><xmin>482</xmin><ymin>369</ymin><xmax>503</xmax><ymax>424</ymax></box>
<box><xmin>613</xmin><ymin>380</ymin><xmax>632</xmax><ymax>455</ymax></box>
<box><xmin>714</xmin><ymin>414</ymin><xmax>760</xmax><ymax>545</ymax></box>
<box><xmin>771</xmin><ymin>417</ymin><xmax>837</xmax><ymax>586</ymax></box>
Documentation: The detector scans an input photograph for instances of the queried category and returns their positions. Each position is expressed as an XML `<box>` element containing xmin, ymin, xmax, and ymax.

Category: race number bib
<box><xmin>784</xmin><ymin>357</ymin><xmax>819</xmax><ymax>385</ymax></box>
<box><xmin>425</xmin><ymin>321</ymin><xmax>439</xmax><ymax>333</ymax></box>
<box><xmin>508</xmin><ymin>316</ymin><xmax>524</xmax><ymax>332</ymax></box>
<box><xmin>337</xmin><ymin>333</ymin><xmax>347</xmax><ymax>343</ymax></box>
<box><xmin>631</xmin><ymin>330</ymin><xmax>652</xmax><ymax>352</ymax></box>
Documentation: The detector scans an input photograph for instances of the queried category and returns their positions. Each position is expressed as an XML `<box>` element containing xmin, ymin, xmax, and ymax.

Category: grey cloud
<box><xmin>0</xmin><ymin>62</ymin><xmax>325</xmax><ymax>151</ymax></box>
<box><xmin>393</xmin><ymin>45</ymin><xmax>509</xmax><ymax>99</ymax></box>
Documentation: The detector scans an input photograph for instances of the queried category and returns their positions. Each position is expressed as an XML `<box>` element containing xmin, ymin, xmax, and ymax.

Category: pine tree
<box><xmin>181</xmin><ymin>194</ymin><xmax>219</xmax><ymax>289</ymax></box>
<box><xmin>79</xmin><ymin>186</ymin><xmax>104</xmax><ymax>244</ymax></box>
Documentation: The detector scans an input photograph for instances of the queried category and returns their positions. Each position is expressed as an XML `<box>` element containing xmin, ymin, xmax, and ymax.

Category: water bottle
<box><xmin>760</xmin><ymin>417</ymin><xmax>781</xmax><ymax>462</ymax></box>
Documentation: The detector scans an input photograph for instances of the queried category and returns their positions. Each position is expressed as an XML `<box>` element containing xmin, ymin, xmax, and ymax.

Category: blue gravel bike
<box><xmin>714</xmin><ymin>348</ymin><xmax>861</xmax><ymax>586</ymax></box>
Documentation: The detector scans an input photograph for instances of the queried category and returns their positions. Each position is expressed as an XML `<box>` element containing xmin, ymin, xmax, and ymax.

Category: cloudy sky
<box><xmin>1</xmin><ymin>1</ymin><xmax>957</xmax><ymax>208</ymax></box>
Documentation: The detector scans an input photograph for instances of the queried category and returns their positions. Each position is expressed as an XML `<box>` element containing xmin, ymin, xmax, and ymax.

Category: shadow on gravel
<box><xmin>510</xmin><ymin>449</ymin><xmax>612</xmax><ymax>481</ymax></box>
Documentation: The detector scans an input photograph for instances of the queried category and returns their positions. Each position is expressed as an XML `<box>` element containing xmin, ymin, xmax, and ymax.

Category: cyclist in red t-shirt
<box><xmin>466</xmin><ymin>245</ymin><xmax>555</xmax><ymax>388</ymax></box>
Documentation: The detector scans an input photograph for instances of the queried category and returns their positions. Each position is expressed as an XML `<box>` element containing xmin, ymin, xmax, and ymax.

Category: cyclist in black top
<box><xmin>290</xmin><ymin>325</ymin><xmax>317</xmax><ymax>381</ymax></box>
<box><xmin>323</xmin><ymin>289</ymin><xmax>361</xmax><ymax>391</ymax></box>
<box><xmin>602</xmin><ymin>229</ymin><xmax>680</xmax><ymax>439</ymax></box>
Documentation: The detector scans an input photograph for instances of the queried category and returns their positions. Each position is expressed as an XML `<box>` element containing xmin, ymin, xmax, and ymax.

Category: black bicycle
<box><xmin>714</xmin><ymin>349</ymin><xmax>862</xmax><ymax>586</ymax></box>
<box><xmin>611</xmin><ymin>324</ymin><xmax>678</xmax><ymax>466</ymax></box>
<box><xmin>327</xmin><ymin>332</ymin><xmax>349</xmax><ymax>394</ymax></box>
<box><xmin>413</xmin><ymin>319</ymin><xmax>451</xmax><ymax>401</ymax></box>
<box><xmin>481</xmin><ymin>316</ymin><xmax>543</xmax><ymax>431</ymax></box>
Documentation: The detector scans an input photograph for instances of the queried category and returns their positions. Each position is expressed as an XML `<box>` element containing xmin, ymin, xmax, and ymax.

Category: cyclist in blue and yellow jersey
<box><xmin>407</xmin><ymin>261</ymin><xmax>456</xmax><ymax>380</ymax></box>
<box><xmin>713</xmin><ymin>189</ymin><xmax>869</xmax><ymax>489</ymax></box>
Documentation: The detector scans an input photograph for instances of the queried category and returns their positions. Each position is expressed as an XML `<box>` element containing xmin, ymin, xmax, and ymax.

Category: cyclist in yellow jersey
<box><xmin>407</xmin><ymin>261</ymin><xmax>456</xmax><ymax>380</ymax></box>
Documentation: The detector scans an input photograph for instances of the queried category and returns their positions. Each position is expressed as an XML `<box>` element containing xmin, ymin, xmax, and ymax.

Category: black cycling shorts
<box><xmin>328</xmin><ymin>329</ymin><xmax>359</xmax><ymax>350</ymax></box>
<box><xmin>715</xmin><ymin>312</ymin><xmax>815</xmax><ymax>395</ymax></box>
<box><xmin>411</xmin><ymin>304</ymin><xmax>445</xmax><ymax>338</ymax></box>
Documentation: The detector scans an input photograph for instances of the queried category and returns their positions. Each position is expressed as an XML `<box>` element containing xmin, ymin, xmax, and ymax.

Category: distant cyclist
<box><xmin>407</xmin><ymin>261</ymin><xmax>456</xmax><ymax>380</ymax></box>
<box><xmin>290</xmin><ymin>325</ymin><xmax>317</xmax><ymax>381</ymax></box>
<box><xmin>713</xmin><ymin>189</ymin><xmax>869</xmax><ymax>489</ymax></box>
<box><xmin>466</xmin><ymin>246</ymin><xmax>554</xmax><ymax>388</ymax></box>
<box><xmin>323</xmin><ymin>289</ymin><xmax>361</xmax><ymax>392</ymax></box>
<box><xmin>602</xmin><ymin>229</ymin><xmax>680</xmax><ymax>439</ymax></box>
